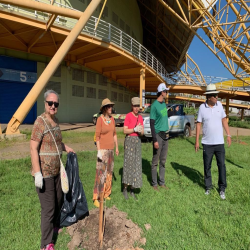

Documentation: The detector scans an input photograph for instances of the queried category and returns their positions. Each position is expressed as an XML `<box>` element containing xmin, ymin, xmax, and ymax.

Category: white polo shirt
<box><xmin>197</xmin><ymin>101</ymin><xmax>226</xmax><ymax>145</ymax></box>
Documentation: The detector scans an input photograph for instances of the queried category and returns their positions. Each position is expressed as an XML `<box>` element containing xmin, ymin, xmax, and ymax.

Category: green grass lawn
<box><xmin>1</xmin><ymin>134</ymin><xmax>250</xmax><ymax>250</ymax></box>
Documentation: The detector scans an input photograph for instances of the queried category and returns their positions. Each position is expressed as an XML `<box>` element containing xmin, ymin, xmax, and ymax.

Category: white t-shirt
<box><xmin>197</xmin><ymin>101</ymin><xmax>226</xmax><ymax>145</ymax></box>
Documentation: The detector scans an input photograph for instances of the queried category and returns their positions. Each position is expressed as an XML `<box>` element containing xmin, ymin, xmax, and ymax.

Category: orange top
<box><xmin>95</xmin><ymin>115</ymin><xmax>116</xmax><ymax>149</ymax></box>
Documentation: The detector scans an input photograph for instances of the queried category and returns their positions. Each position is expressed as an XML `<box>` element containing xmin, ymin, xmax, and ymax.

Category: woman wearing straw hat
<box><xmin>93</xmin><ymin>98</ymin><xmax>119</xmax><ymax>207</ymax></box>
<box><xmin>122</xmin><ymin>97</ymin><xmax>144</xmax><ymax>200</ymax></box>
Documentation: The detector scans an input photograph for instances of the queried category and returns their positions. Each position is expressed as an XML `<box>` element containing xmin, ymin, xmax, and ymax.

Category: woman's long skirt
<box><xmin>122</xmin><ymin>136</ymin><xmax>142</xmax><ymax>188</ymax></box>
<box><xmin>93</xmin><ymin>149</ymin><xmax>114</xmax><ymax>200</ymax></box>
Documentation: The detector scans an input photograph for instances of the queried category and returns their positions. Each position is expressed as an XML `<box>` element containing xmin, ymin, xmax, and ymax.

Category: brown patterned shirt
<box><xmin>31</xmin><ymin>113</ymin><xmax>62</xmax><ymax>178</ymax></box>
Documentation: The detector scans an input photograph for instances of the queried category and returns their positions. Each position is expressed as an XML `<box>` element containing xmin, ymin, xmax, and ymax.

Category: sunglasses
<box><xmin>46</xmin><ymin>101</ymin><xmax>59</xmax><ymax>108</ymax></box>
<box><xmin>133</xmin><ymin>105</ymin><xmax>140</xmax><ymax>108</ymax></box>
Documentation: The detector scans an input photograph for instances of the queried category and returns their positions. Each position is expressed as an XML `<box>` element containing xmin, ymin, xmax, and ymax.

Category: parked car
<box><xmin>92</xmin><ymin>108</ymin><xmax>126</xmax><ymax>126</ymax></box>
<box><xmin>142</xmin><ymin>104</ymin><xmax>195</xmax><ymax>138</ymax></box>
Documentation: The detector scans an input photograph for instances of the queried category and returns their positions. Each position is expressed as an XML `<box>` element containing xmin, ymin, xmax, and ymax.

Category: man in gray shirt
<box><xmin>195</xmin><ymin>84</ymin><xmax>231</xmax><ymax>200</ymax></box>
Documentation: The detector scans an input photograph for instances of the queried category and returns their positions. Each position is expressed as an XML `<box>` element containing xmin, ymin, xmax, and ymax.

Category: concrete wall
<box><xmin>37</xmin><ymin>62</ymin><xmax>135</xmax><ymax>123</ymax></box>
<box><xmin>36</xmin><ymin>0</ymin><xmax>143</xmax><ymax>43</ymax></box>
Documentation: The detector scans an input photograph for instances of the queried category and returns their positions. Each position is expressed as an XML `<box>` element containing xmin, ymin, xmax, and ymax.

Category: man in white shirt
<box><xmin>195</xmin><ymin>84</ymin><xmax>231</xmax><ymax>200</ymax></box>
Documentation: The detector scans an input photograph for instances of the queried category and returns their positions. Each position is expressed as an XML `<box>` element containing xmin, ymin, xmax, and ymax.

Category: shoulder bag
<box><xmin>39</xmin><ymin>116</ymin><xmax>69</xmax><ymax>194</ymax></box>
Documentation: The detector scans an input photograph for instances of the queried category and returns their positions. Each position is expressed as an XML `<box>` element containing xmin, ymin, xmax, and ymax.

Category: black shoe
<box><xmin>130</xmin><ymin>190</ymin><xmax>138</xmax><ymax>201</ymax></box>
<box><xmin>123</xmin><ymin>188</ymin><xmax>128</xmax><ymax>200</ymax></box>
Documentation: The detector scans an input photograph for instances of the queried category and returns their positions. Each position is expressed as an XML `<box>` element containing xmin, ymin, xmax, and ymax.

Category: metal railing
<box><xmin>0</xmin><ymin>0</ymin><xmax>176</xmax><ymax>84</ymax></box>
<box><xmin>1</xmin><ymin>0</ymin><xmax>248</xmax><ymax>91</ymax></box>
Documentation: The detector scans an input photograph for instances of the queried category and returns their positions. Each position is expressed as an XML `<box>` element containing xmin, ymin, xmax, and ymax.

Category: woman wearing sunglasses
<box><xmin>93</xmin><ymin>98</ymin><xmax>119</xmax><ymax>207</ymax></box>
<box><xmin>122</xmin><ymin>97</ymin><xmax>144</xmax><ymax>200</ymax></box>
<box><xmin>30</xmin><ymin>90</ymin><xmax>74</xmax><ymax>250</ymax></box>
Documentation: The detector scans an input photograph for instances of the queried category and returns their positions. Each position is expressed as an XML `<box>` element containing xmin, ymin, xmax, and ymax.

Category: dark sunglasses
<box><xmin>133</xmin><ymin>105</ymin><xmax>140</xmax><ymax>108</ymax></box>
<box><xmin>46</xmin><ymin>101</ymin><xmax>59</xmax><ymax>108</ymax></box>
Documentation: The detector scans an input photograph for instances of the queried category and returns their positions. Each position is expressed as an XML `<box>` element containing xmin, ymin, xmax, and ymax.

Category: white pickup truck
<box><xmin>142</xmin><ymin>104</ymin><xmax>195</xmax><ymax>138</ymax></box>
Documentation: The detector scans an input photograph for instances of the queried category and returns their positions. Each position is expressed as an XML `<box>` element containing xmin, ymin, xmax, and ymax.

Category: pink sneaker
<box><xmin>45</xmin><ymin>243</ymin><xmax>54</xmax><ymax>250</ymax></box>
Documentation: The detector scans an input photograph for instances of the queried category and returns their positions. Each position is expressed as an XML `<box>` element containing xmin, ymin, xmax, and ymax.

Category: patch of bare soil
<box><xmin>67</xmin><ymin>206</ymin><xmax>146</xmax><ymax>250</ymax></box>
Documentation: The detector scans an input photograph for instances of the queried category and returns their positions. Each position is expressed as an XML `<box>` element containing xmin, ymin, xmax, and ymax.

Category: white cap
<box><xmin>157</xmin><ymin>83</ymin><xmax>169</xmax><ymax>93</ymax></box>
<box><xmin>204</xmin><ymin>84</ymin><xmax>220</xmax><ymax>95</ymax></box>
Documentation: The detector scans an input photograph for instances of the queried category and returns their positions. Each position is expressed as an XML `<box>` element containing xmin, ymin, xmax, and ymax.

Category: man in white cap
<box><xmin>195</xmin><ymin>84</ymin><xmax>231</xmax><ymax>200</ymax></box>
<box><xmin>150</xmin><ymin>82</ymin><xmax>170</xmax><ymax>191</ymax></box>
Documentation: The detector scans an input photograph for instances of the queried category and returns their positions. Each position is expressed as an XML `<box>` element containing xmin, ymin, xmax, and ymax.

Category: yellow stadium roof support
<box><xmin>159</xmin><ymin>0</ymin><xmax>250</xmax><ymax>86</ymax></box>
<box><xmin>4</xmin><ymin>0</ymin><xmax>102</xmax><ymax>134</ymax></box>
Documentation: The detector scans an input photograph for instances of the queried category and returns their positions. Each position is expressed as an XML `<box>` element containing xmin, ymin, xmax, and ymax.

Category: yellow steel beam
<box><xmin>0</xmin><ymin>0</ymin><xmax>82</xmax><ymax>19</ymax></box>
<box><xmin>76</xmin><ymin>47</ymin><xmax>107</xmax><ymax>62</ymax></box>
<box><xmin>0</xmin><ymin>20</ymin><xmax>27</xmax><ymax>48</ymax></box>
<box><xmin>84</xmin><ymin>52</ymin><xmax>120</xmax><ymax>64</ymax></box>
<box><xmin>140</xmin><ymin>67</ymin><xmax>145</xmax><ymax>108</ymax></box>
<box><xmin>5</xmin><ymin>0</ymin><xmax>102</xmax><ymax>134</ymax></box>
<box><xmin>102</xmin><ymin>64</ymin><xmax>141</xmax><ymax>73</ymax></box>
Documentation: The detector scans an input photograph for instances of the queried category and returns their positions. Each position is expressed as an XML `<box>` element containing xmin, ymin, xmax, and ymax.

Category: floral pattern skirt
<box><xmin>93</xmin><ymin>149</ymin><xmax>114</xmax><ymax>200</ymax></box>
<box><xmin>122</xmin><ymin>136</ymin><xmax>142</xmax><ymax>188</ymax></box>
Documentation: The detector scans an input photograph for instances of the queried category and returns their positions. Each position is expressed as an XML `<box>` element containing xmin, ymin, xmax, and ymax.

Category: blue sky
<box><xmin>187</xmin><ymin>34</ymin><xmax>234</xmax><ymax>79</ymax></box>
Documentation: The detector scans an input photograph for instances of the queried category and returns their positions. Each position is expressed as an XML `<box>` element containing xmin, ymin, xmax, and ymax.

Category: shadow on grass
<box><xmin>225</xmin><ymin>159</ymin><xmax>243</xmax><ymax>169</ymax></box>
<box><xmin>142</xmin><ymin>158</ymin><xmax>152</xmax><ymax>185</ymax></box>
<box><xmin>171</xmin><ymin>162</ymin><xmax>204</xmax><ymax>188</ymax></box>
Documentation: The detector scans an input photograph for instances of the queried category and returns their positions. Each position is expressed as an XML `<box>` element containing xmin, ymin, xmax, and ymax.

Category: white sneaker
<box><xmin>220</xmin><ymin>191</ymin><xmax>226</xmax><ymax>200</ymax></box>
<box><xmin>205</xmin><ymin>190</ymin><xmax>210</xmax><ymax>195</ymax></box>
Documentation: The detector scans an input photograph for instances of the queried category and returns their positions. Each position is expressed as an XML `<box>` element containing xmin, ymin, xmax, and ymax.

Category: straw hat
<box><xmin>100</xmin><ymin>98</ymin><xmax>115</xmax><ymax>111</ymax></box>
<box><xmin>204</xmin><ymin>84</ymin><xmax>220</xmax><ymax>95</ymax></box>
<box><xmin>131</xmin><ymin>97</ymin><xmax>140</xmax><ymax>105</ymax></box>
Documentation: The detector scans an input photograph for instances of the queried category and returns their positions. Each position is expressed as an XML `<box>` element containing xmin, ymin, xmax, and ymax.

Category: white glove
<box><xmin>134</xmin><ymin>124</ymin><xmax>143</xmax><ymax>133</ymax></box>
<box><xmin>97</xmin><ymin>150</ymin><xmax>103</xmax><ymax>160</ymax></box>
<box><xmin>138</xmin><ymin>124</ymin><xmax>143</xmax><ymax>133</ymax></box>
<box><xmin>34</xmin><ymin>171</ymin><xmax>43</xmax><ymax>189</ymax></box>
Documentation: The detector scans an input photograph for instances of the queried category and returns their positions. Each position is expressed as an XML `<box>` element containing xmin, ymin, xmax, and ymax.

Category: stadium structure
<box><xmin>0</xmin><ymin>0</ymin><xmax>249</xmax><ymax>135</ymax></box>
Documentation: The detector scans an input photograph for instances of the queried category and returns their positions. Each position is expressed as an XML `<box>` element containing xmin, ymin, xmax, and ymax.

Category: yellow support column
<box><xmin>165</xmin><ymin>92</ymin><xmax>169</xmax><ymax>104</ymax></box>
<box><xmin>0</xmin><ymin>124</ymin><xmax>2</xmax><ymax>135</ymax></box>
<box><xmin>140</xmin><ymin>67</ymin><xmax>145</xmax><ymax>108</ymax></box>
<box><xmin>226</xmin><ymin>97</ymin><xmax>229</xmax><ymax>123</ymax></box>
<box><xmin>5</xmin><ymin>0</ymin><xmax>102</xmax><ymax>134</ymax></box>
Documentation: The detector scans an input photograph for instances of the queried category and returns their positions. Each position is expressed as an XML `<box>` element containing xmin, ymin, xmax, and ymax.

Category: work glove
<box><xmin>134</xmin><ymin>124</ymin><xmax>143</xmax><ymax>133</ymax></box>
<box><xmin>97</xmin><ymin>150</ymin><xmax>103</xmax><ymax>160</ymax></box>
<box><xmin>34</xmin><ymin>171</ymin><xmax>43</xmax><ymax>189</ymax></box>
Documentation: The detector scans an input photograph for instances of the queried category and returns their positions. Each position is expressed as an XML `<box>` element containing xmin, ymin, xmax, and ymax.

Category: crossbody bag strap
<box><xmin>39</xmin><ymin>116</ymin><xmax>62</xmax><ymax>162</ymax></box>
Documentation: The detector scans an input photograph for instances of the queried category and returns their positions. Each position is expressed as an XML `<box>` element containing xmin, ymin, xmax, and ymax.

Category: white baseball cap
<box><xmin>157</xmin><ymin>83</ymin><xmax>169</xmax><ymax>93</ymax></box>
<box><xmin>204</xmin><ymin>84</ymin><xmax>219</xmax><ymax>95</ymax></box>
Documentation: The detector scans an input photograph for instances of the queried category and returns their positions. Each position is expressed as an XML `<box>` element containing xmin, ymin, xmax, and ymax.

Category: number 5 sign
<box><xmin>20</xmin><ymin>72</ymin><xmax>27</xmax><ymax>82</ymax></box>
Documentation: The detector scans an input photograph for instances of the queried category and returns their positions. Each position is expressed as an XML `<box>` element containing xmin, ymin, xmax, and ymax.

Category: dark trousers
<box><xmin>151</xmin><ymin>134</ymin><xmax>169</xmax><ymax>186</ymax></box>
<box><xmin>36</xmin><ymin>174</ymin><xmax>63</xmax><ymax>248</ymax></box>
<box><xmin>202</xmin><ymin>144</ymin><xmax>227</xmax><ymax>192</ymax></box>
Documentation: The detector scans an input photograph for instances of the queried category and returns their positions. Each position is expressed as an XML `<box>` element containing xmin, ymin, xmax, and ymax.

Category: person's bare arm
<box><xmin>30</xmin><ymin>140</ymin><xmax>40</xmax><ymax>173</ymax></box>
<box><xmin>222</xmin><ymin>117</ymin><xmax>231</xmax><ymax>147</ymax></box>
<box><xmin>195</xmin><ymin>122</ymin><xmax>201</xmax><ymax>152</ymax></box>
<box><xmin>123</xmin><ymin>126</ymin><xmax>134</xmax><ymax>135</ymax></box>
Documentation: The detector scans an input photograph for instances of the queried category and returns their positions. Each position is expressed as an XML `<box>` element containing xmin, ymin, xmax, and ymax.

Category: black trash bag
<box><xmin>60</xmin><ymin>152</ymin><xmax>89</xmax><ymax>227</ymax></box>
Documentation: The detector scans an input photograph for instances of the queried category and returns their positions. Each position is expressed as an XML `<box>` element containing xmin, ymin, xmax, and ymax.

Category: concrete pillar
<box><xmin>140</xmin><ymin>67</ymin><xmax>145</xmax><ymax>108</ymax></box>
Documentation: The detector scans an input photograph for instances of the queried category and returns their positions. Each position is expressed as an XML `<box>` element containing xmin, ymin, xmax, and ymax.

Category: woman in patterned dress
<box><xmin>122</xmin><ymin>97</ymin><xmax>144</xmax><ymax>200</ymax></box>
<box><xmin>93</xmin><ymin>98</ymin><xmax>119</xmax><ymax>208</ymax></box>
<box><xmin>30</xmin><ymin>90</ymin><xmax>74</xmax><ymax>250</ymax></box>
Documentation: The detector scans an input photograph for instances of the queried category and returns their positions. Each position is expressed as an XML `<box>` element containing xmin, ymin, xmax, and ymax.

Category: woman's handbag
<box><xmin>39</xmin><ymin>116</ymin><xmax>69</xmax><ymax>194</ymax></box>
